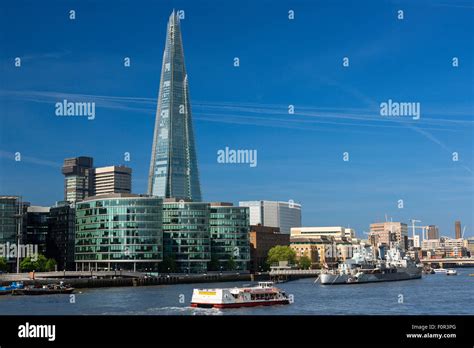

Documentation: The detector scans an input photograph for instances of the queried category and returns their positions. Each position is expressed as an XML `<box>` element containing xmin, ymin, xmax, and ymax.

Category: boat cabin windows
<box><xmin>258</xmin><ymin>282</ymin><xmax>274</xmax><ymax>288</ymax></box>
<box><xmin>250</xmin><ymin>292</ymin><xmax>278</xmax><ymax>301</ymax></box>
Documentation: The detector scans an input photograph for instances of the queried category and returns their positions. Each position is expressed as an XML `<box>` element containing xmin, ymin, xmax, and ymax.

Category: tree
<box><xmin>0</xmin><ymin>257</ymin><xmax>7</xmax><ymax>272</ymax></box>
<box><xmin>20</xmin><ymin>257</ymin><xmax>35</xmax><ymax>272</ymax></box>
<box><xmin>267</xmin><ymin>245</ymin><xmax>296</xmax><ymax>266</ymax></box>
<box><xmin>159</xmin><ymin>255</ymin><xmax>177</xmax><ymax>273</ymax></box>
<box><xmin>208</xmin><ymin>254</ymin><xmax>219</xmax><ymax>271</ymax></box>
<box><xmin>226</xmin><ymin>256</ymin><xmax>236</xmax><ymax>271</ymax></box>
<box><xmin>35</xmin><ymin>255</ymin><xmax>48</xmax><ymax>271</ymax></box>
<box><xmin>298</xmin><ymin>256</ymin><xmax>312</xmax><ymax>270</ymax></box>
<box><xmin>19</xmin><ymin>254</ymin><xmax>56</xmax><ymax>272</ymax></box>
<box><xmin>45</xmin><ymin>258</ymin><xmax>57</xmax><ymax>272</ymax></box>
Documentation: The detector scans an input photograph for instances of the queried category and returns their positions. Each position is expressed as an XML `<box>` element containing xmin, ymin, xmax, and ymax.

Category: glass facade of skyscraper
<box><xmin>0</xmin><ymin>196</ymin><xmax>28</xmax><ymax>271</ymax></box>
<box><xmin>0</xmin><ymin>196</ymin><xmax>20</xmax><ymax>246</ymax></box>
<box><xmin>209</xmin><ymin>204</ymin><xmax>250</xmax><ymax>271</ymax></box>
<box><xmin>25</xmin><ymin>206</ymin><xmax>50</xmax><ymax>255</ymax></box>
<box><xmin>148</xmin><ymin>11</ymin><xmax>202</xmax><ymax>202</ymax></box>
<box><xmin>47</xmin><ymin>201</ymin><xmax>76</xmax><ymax>271</ymax></box>
<box><xmin>162</xmin><ymin>201</ymin><xmax>210</xmax><ymax>273</ymax></box>
<box><xmin>75</xmin><ymin>194</ymin><xmax>163</xmax><ymax>271</ymax></box>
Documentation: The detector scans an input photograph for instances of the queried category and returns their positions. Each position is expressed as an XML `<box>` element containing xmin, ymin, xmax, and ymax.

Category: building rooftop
<box><xmin>27</xmin><ymin>206</ymin><xmax>50</xmax><ymax>213</ymax></box>
<box><xmin>250</xmin><ymin>225</ymin><xmax>281</xmax><ymax>233</ymax></box>
<box><xmin>209</xmin><ymin>202</ymin><xmax>234</xmax><ymax>207</ymax></box>
<box><xmin>81</xmin><ymin>193</ymin><xmax>153</xmax><ymax>201</ymax></box>
<box><xmin>163</xmin><ymin>197</ymin><xmax>193</xmax><ymax>203</ymax></box>
<box><xmin>94</xmin><ymin>165</ymin><xmax>132</xmax><ymax>174</ymax></box>
<box><xmin>239</xmin><ymin>200</ymin><xmax>302</xmax><ymax>207</ymax></box>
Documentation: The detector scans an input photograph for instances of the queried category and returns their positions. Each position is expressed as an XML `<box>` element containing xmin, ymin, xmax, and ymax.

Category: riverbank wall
<box><xmin>0</xmin><ymin>272</ymin><xmax>271</xmax><ymax>289</ymax></box>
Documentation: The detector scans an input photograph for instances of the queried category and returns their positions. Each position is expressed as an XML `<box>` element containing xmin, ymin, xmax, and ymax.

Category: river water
<box><xmin>1</xmin><ymin>269</ymin><xmax>472</xmax><ymax>315</ymax></box>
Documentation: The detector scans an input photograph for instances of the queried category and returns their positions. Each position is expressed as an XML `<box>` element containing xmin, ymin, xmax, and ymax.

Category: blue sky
<box><xmin>1</xmin><ymin>0</ymin><xmax>473</xmax><ymax>238</ymax></box>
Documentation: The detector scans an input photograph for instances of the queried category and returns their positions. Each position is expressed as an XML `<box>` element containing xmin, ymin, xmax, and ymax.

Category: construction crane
<box><xmin>410</xmin><ymin>219</ymin><xmax>421</xmax><ymax>239</ymax></box>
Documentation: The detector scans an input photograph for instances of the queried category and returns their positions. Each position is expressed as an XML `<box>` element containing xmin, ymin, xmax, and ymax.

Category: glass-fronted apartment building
<box><xmin>0</xmin><ymin>196</ymin><xmax>29</xmax><ymax>271</ymax></box>
<box><xmin>209</xmin><ymin>203</ymin><xmax>250</xmax><ymax>271</ymax></box>
<box><xmin>47</xmin><ymin>201</ymin><xmax>76</xmax><ymax>271</ymax></box>
<box><xmin>75</xmin><ymin>193</ymin><xmax>163</xmax><ymax>271</ymax></box>
<box><xmin>25</xmin><ymin>206</ymin><xmax>50</xmax><ymax>255</ymax></box>
<box><xmin>162</xmin><ymin>200</ymin><xmax>210</xmax><ymax>273</ymax></box>
<box><xmin>0</xmin><ymin>196</ymin><xmax>21</xmax><ymax>246</ymax></box>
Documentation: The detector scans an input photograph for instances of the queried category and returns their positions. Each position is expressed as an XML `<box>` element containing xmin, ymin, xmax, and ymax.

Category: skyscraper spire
<box><xmin>148</xmin><ymin>11</ymin><xmax>202</xmax><ymax>201</ymax></box>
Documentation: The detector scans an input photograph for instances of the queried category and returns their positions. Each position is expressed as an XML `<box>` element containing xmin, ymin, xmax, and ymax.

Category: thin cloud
<box><xmin>9</xmin><ymin>51</ymin><xmax>72</xmax><ymax>62</ymax></box>
<box><xmin>1</xmin><ymin>90</ymin><xmax>472</xmax><ymax>130</ymax></box>
<box><xmin>0</xmin><ymin>150</ymin><xmax>61</xmax><ymax>168</ymax></box>
<box><xmin>1</xmin><ymin>90</ymin><xmax>473</xmax><ymax>175</ymax></box>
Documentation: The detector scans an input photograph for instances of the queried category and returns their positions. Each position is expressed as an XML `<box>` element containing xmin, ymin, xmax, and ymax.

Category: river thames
<box><xmin>1</xmin><ymin>269</ymin><xmax>472</xmax><ymax>315</ymax></box>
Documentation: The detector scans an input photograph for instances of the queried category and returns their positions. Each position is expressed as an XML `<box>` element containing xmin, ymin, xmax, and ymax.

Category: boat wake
<box><xmin>101</xmin><ymin>306</ymin><xmax>223</xmax><ymax>316</ymax></box>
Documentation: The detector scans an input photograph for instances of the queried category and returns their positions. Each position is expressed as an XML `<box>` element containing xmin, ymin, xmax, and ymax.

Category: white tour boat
<box><xmin>190</xmin><ymin>281</ymin><xmax>290</xmax><ymax>308</ymax></box>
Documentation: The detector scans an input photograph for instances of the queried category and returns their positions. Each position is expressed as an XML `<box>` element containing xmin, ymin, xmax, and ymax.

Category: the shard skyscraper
<box><xmin>148</xmin><ymin>10</ymin><xmax>202</xmax><ymax>201</ymax></box>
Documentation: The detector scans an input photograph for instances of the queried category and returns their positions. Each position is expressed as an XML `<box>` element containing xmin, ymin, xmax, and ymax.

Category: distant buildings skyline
<box><xmin>93</xmin><ymin>165</ymin><xmax>132</xmax><ymax>196</ymax></box>
<box><xmin>369</xmin><ymin>222</ymin><xmax>409</xmax><ymax>250</ymax></box>
<box><xmin>239</xmin><ymin>200</ymin><xmax>302</xmax><ymax>234</ymax></box>
<box><xmin>455</xmin><ymin>221</ymin><xmax>462</xmax><ymax>239</ymax></box>
<box><xmin>62</xmin><ymin>156</ymin><xmax>132</xmax><ymax>203</ymax></box>
<box><xmin>61</xmin><ymin>156</ymin><xmax>94</xmax><ymax>203</ymax></box>
<box><xmin>427</xmin><ymin>225</ymin><xmax>440</xmax><ymax>240</ymax></box>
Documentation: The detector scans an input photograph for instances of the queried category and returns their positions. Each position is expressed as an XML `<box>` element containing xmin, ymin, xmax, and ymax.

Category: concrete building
<box><xmin>413</xmin><ymin>234</ymin><xmax>421</xmax><ymax>248</ymax></box>
<box><xmin>466</xmin><ymin>237</ymin><xmax>474</xmax><ymax>256</ymax></box>
<box><xmin>443</xmin><ymin>238</ymin><xmax>464</xmax><ymax>249</ymax></box>
<box><xmin>289</xmin><ymin>226</ymin><xmax>356</xmax><ymax>268</ymax></box>
<box><xmin>369</xmin><ymin>222</ymin><xmax>408</xmax><ymax>250</ymax></box>
<box><xmin>92</xmin><ymin>165</ymin><xmax>132</xmax><ymax>196</ymax></box>
<box><xmin>62</xmin><ymin>157</ymin><xmax>133</xmax><ymax>202</ymax></box>
<box><xmin>427</xmin><ymin>225</ymin><xmax>439</xmax><ymax>240</ymax></box>
<box><xmin>455</xmin><ymin>221</ymin><xmax>462</xmax><ymax>239</ymax></box>
<box><xmin>290</xmin><ymin>226</ymin><xmax>355</xmax><ymax>239</ymax></box>
<box><xmin>239</xmin><ymin>200</ymin><xmax>302</xmax><ymax>234</ymax></box>
<box><xmin>344</xmin><ymin>228</ymin><xmax>356</xmax><ymax>238</ymax></box>
<box><xmin>248</xmin><ymin>225</ymin><xmax>290</xmax><ymax>272</ymax></box>
<box><xmin>62</xmin><ymin>156</ymin><xmax>94</xmax><ymax>203</ymax></box>
<box><xmin>422</xmin><ymin>237</ymin><xmax>468</xmax><ymax>258</ymax></box>
<box><xmin>421</xmin><ymin>239</ymin><xmax>441</xmax><ymax>250</ymax></box>
<box><xmin>75</xmin><ymin>193</ymin><xmax>163</xmax><ymax>272</ymax></box>
<box><xmin>290</xmin><ymin>236</ymin><xmax>354</xmax><ymax>268</ymax></box>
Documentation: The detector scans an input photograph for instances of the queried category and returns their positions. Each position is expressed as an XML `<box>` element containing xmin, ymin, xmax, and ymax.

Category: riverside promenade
<box><xmin>0</xmin><ymin>271</ymin><xmax>264</xmax><ymax>288</ymax></box>
<box><xmin>0</xmin><ymin>269</ymin><xmax>325</xmax><ymax>288</ymax></box>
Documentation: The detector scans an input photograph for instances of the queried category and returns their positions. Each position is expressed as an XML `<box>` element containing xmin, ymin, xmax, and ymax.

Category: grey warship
<box><xmin>319</xmin><ymin>245</ymin><xmax>422</xmax><ymax>285</ymax></box>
